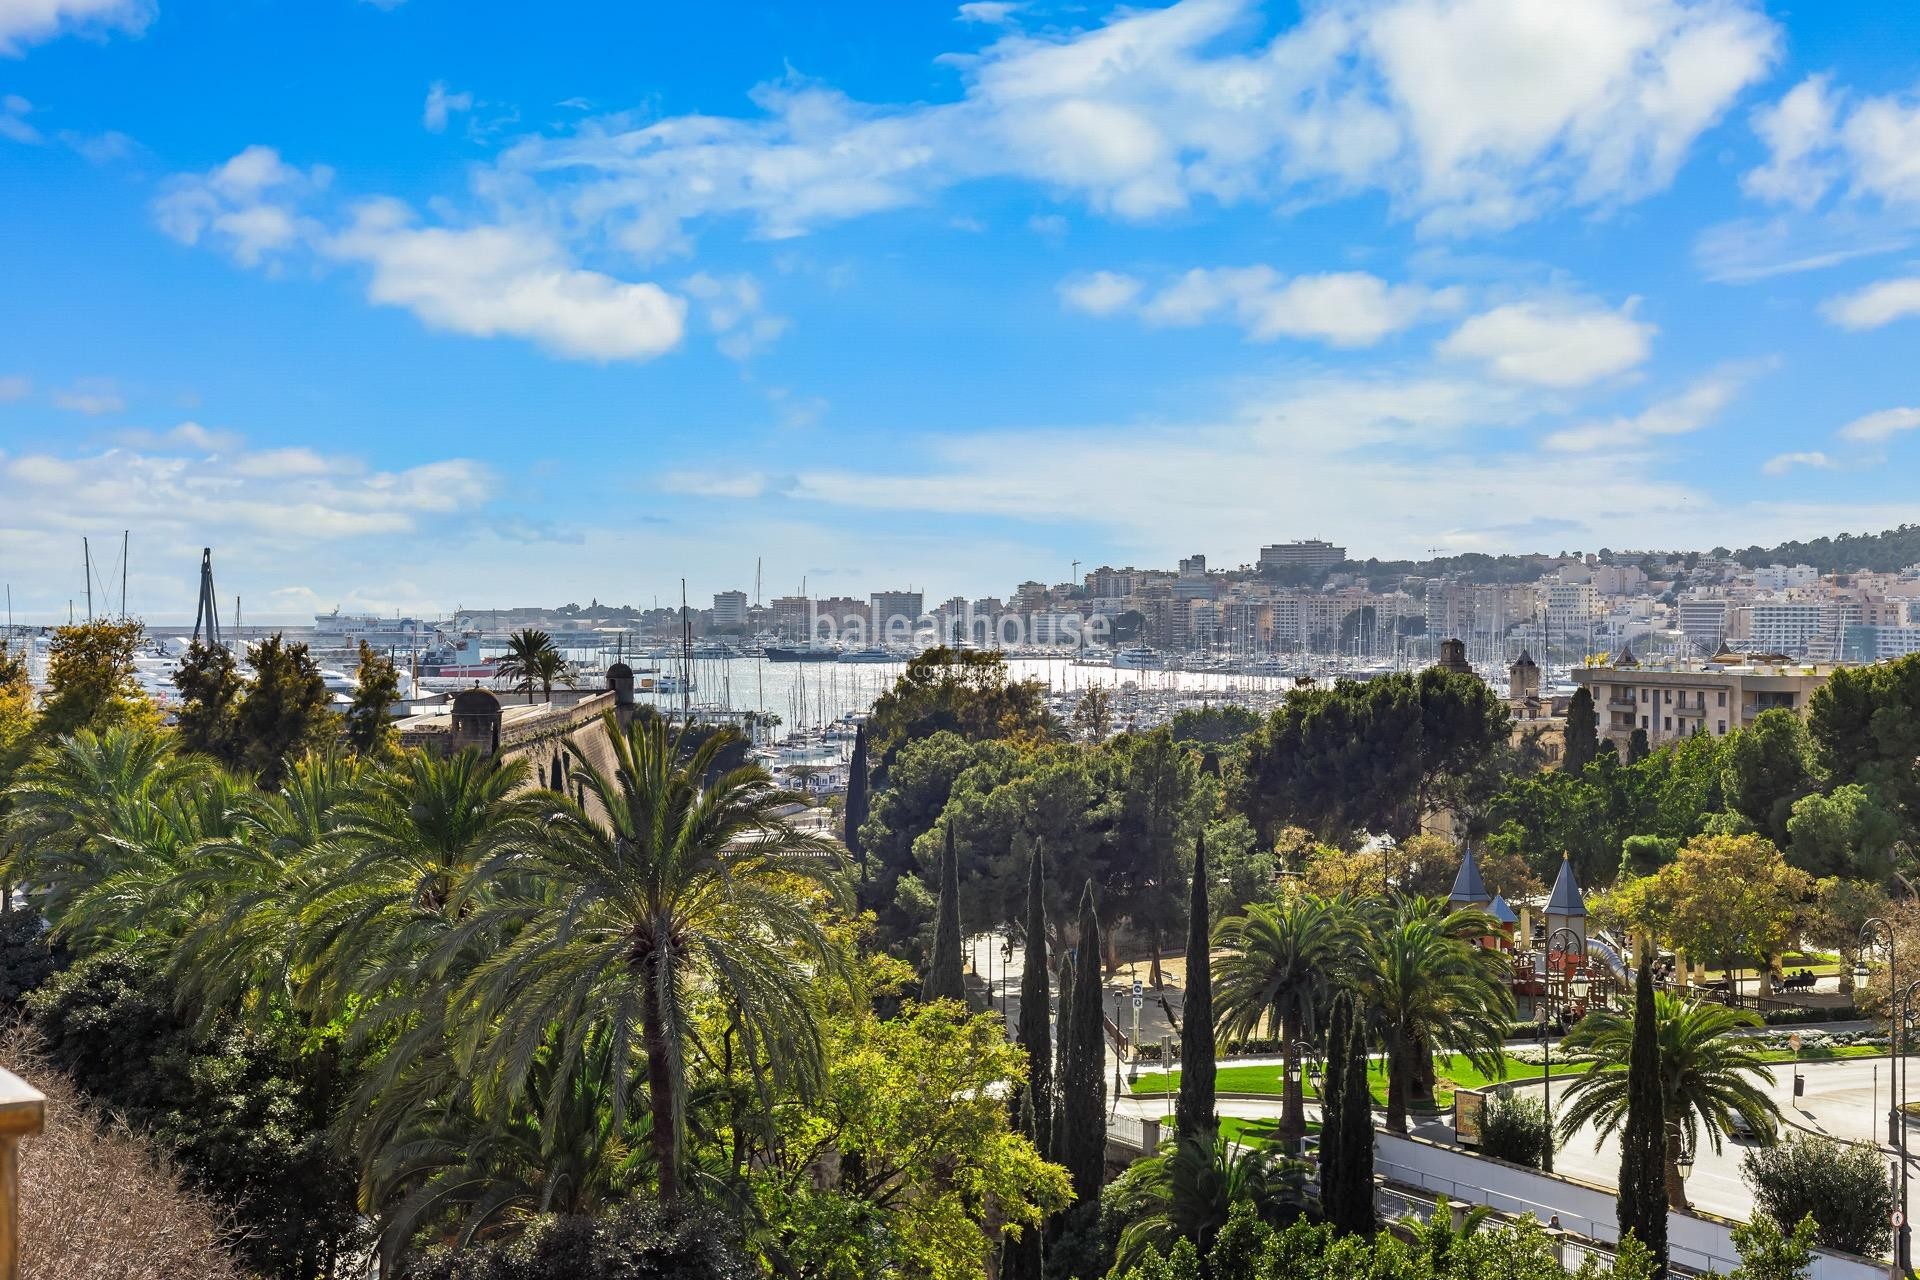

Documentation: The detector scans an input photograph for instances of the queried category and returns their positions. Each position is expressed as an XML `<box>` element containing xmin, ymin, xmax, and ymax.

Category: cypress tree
<box><xmin>1051</xmin><ymin>949</ymin><xmax>1075</xmax><ymax>1165</ymax></box>
<box><xmin>1175</xmin><ymin>833</ymin><xmax>1215</xmax><ymax>1143</ymax></box>
<box><xmin>1338</xmin><ymin>1008</ymin><xmax>1375</xmax><ymax>1233</ymax></box>
<box><xmin>1627</xmin><ymin>726</ymin><xmax>1651</xmax><ymax>764</ymax></box>
<box><xmin>922</xmin><ymin>824</ymin><xmax>967</xmax><ymax>1004</ymax></box>
<box><xmin>1318</xmin><ymin>990</ymin><xmax>1351</xmax><ymax>1212</ymax></box>
<box><xmin>1003</xmin><ymin>1091</ymin><xmax>1046</xmax><ymax>1280</ymax></box>
<box><xmin>1564</xmin><ymin>687</ymin><xmax>1600</xmax><ymax>772</ymax></box>
<box><xmin>1059</xmin><ymin>884</ymin><xmax>1108</xmax><ymax>1209</ymax></box>
<box><xmin>1620</xmin><ymin>946</ymin><xmax>1670</xmax><ymax>1274</ymax></box>
<box><xmin>845</xmin><ymin>726</ymin><xmax>869</xmax><ymax>888</ymax></box>
<box><xmin>1016</xmin><ymin>851</ymin><xmax>1052</xmax><ymax>1157</ymax></box>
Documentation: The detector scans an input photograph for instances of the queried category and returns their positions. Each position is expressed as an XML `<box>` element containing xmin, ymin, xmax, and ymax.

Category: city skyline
<box><xmin>6</xmin><ymin>0</ymin><xmax>1920</xmax><ymax>618</ymax></box>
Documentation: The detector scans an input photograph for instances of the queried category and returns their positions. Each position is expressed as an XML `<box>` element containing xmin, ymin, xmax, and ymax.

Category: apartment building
<box><xmin>1674</xmin><ymin>597</ymin><xmax>1729</xmax><ymax>652</ymax></box>
<box><xmin>1259</xmin><ymin>540</ymin><xmax>1346</xmax><ymax>573</ymax></box>
<box><xmin>710</xmin><ymin>590</ymin><xmax>748</xmax><ymax>629</ymax></box>
<box><xmin>1572</xmin><ymin>654</ymin><xmax>1844</xmax><ymax>753</ymax></box>
<box><xmin>869</xmin><ymin>591</ymin><xmax>924</xmax><ymax>628</ymax></box>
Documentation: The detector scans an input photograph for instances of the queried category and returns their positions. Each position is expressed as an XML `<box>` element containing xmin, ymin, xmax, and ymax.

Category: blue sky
<box><xmin>2</xmin><ymin>0</ymin><xmax>1919</xmax><ymax>620</ymax></box>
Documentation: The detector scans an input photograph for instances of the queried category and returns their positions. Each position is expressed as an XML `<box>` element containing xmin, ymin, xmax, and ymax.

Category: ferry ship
<box><xmin>764</xmin><ymin>644</ymin><xmax>839</xmax><ymax>663</ymax></box>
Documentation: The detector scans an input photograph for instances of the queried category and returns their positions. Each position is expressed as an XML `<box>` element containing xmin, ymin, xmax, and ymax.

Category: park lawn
<box><xmin>1133</xmin><ymin>1053</ymin><xmax>1595</xmax><ymax>1110</ymax></box>
<box><xmin>1755</xmin><ymin>1044</ymin><xmax>1882</xmax><ymax>1063</ymax></box>
<box><xmin>1155</xmin><ymin>1115</ymin><xmax>1318</xmax><ymax>1148</ymax></box>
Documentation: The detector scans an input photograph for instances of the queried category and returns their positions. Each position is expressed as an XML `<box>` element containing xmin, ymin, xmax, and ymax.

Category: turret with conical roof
<box><xmin>1447</xmin><ymin>843</ymin><xmax>1491</xmax><ymax>910</ymax></box>
<box><xmin>1545</xmin><ymin>852</ymin><xmax>1588</xmax><ymax>950</ymax></box>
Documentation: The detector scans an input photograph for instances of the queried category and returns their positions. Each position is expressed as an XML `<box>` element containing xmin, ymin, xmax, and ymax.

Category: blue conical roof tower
<box><xmin>1448</xmin><ymin>843</ymin><xmax>1491</xmax><ymax>909</ymax></box>
<box><xmin>1546</xmin><ymin>853</ymin><xmax>1587</xmax><ymax>916</ymax></box>
<box><xmin>1545</xmin><ymin>852</ymin><xmax>1588</xmax><ymax>950</ymax></box>
<box><xmin>1489</xmin><ymin>893</ymin><xmax>1518</xmax><ymax>926</ymax></box>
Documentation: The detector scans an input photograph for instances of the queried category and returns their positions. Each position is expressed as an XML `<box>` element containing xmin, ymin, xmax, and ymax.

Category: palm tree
<box><xmin>1556</xmin><ymin>992</ymin><xmax>1779</xmax><ymax>1209</ymax></box>
<box><xmin>494</xmin><ymin>629</ymin><xmax>572</xmax><ymax>703</ymax></box>
<box><xmin>443</xmin><ymin>710</ymin><xmax>844</xmax><ymax>1202</ymax></box>
<box><xmin>170</xmin><ymin>749</ymin><xmax>369</xmax><ymax>1022</ymax></box>
<box><xmin>1110</xmin><ymin>1131</ymin><xmax>1309</xmax><ymax>1271</ymax></box>
<box><xmin>1212</xmin><ymin>894</ymin><xmax>1354</xmax><ymax>1142</ymax></box>
<box><xmin>1358</xmin><ymin>896</ymin><xmax>1513</xmax><ymax>1133</ymax></box>
<box><xmin>361</xmin><ymin>1024</ymin><xmax>641</xmax><ymax>1271</ymax></box>
<box><xmin>297</xmin><ymin>748</ymin><xmax>531</xmax><ymax>1014</ymax></box>
<box><xmin>3</xmin><ymin>726</ymin><xmax>244</xmax><ymax>947</ymax></box>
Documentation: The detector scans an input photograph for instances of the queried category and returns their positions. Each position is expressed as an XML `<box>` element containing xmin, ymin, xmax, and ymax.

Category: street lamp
<box><xmin>1859</xmin><ymin>918</ymin><xmax>1899</xmax><ymax>1147</ymax></box>
<box><xmin>1536</xmin><ymin>926</ymin><xmax>1588</xmax><ymax>1176</ymax></box>
<box><xmin>1675</xmin><ymin>1126</ymin><xmax>1696</xmax><ymax>1182</ymax></box>
<box><xmin>1897</xmin><ymin>977</ymin><xmax>1920</xmax><ymax>1274</ymax></box>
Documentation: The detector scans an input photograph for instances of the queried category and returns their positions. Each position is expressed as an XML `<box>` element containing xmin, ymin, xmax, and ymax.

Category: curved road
<box><xmin>1112</xmin><ymin>1053</ymin><xmax>1917</xmax><ymax>1227</ymax></box>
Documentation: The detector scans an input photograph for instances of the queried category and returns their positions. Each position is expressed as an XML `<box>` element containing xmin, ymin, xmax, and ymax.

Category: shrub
<box><xmin>1480</xmin><ymin>1091</ymin><xmax>1552</xmax><ymax>1169</ymax></box>
<box><xmin>26</xmin><ymin>948</ymin><xmax>365</xmax><ymax>1279</ymax></box>
<box><xmin>0</xmin><ymin>908</ymin><xmax>63</xmax><ymax>1012</ymax></box>
<box><xmin>1740</xmin><ymin>1134</ymin><xmax>1893</xmax><ymax>1257</ymax></box>
<box><xmin>409</xmin><ymin>1203</ymin><xmax>756</xmax><ymax>1280</ymax></box>
<box><xmin>4</xmin><ymin>1025</ymin><xmax>248</xmax><ymax>1280</ymax></box>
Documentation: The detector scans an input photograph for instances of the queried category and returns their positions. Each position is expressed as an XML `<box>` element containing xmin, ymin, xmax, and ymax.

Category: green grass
<box><xmin>1754</xmin><ymin>1044</ymin><xmax>1882</xmax><ymax>1063</ymax></box>
<box><xmin>1132</xmin><ymin>1043</ymin><xmax>1884</xmax><ymax>1108</ymax></box>
<box><xmin>1132</xmin><ymin>1052</ymin><xmax>1596</xmax><ymax>1111</ymax></box>
<box><xmin>1155</xmin><ymin>1115</ymin><xmax>1318</xmax><ymax>1149</ymax></box>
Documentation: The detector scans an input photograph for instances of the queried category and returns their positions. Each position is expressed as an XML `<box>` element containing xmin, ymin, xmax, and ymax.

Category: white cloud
<box><xmin>0</xmin><ymin>431</ymin><xmax>495</xmax><ymax>601</ymax></box>
<box><xmin>1741</xmin><ymin>75</ymin><xmax>1920</xmax><ymax>214</ymax></box>
<box><xmin>423</xmin><ymin>81</ymin><xmax>474</xmax><ymax>134</ymax></box>
<box><xmin>489</xmin><ymin>0</ymin><xmax>1777</xmax><ymax>251</ymax></box>
<box><xmin>156</xmin><ymin>147</ymin><xmax>687</xmax><ymax>363</ymax></box>
<box><xmin>1065</xmin><ymin>265</ymin><xmax>1459</xmax><ymax>346</ymax></box>
<box><xmin>1542</xmin><ymin>369</ymin><xmax>1746</xmax><ymax>452</ymax></box>
<box><xmin>1822</xmin><ymin>276</ymin><xmax>1920</xmax><ymax>331</ymax></box>
<box><xmin>324</xmin><ymin>199</ymin><xmax>686</xmax><ymax>362</ymax></box>
<box><xmin>1058</xmin><ymin>270</ymin><xmax>1141</xmax><ymax>317</ymax></box>
<box><xmin>1742</xmin><ymin>76</ymin><xmax>1841</xmax><ymax>208</ymax></box>
<box><xmin>0</xmin><ymin>374</ymin><xmax>28</xmax><ymax>401</ymax></box>
<box><xmin>683</xmin><ymin>271</ymin><xmax>787</xmax><ymax>359</ymax></box>
<box><xmin>1438</xmin><ymin>298</ymin><xmax>1653</xmax><ymax>387</ymax></box>
<box><xmin>61</xmin><ymin>128</ymin><xmax>136</xmax><ymax>162</ymax></box>
<box><xmin>51</xmin><ymin>378</ymin><xmax>124</xmax><ymax>415</ymax></box>
<box><xmin>1762</xmin><ymin>451</ymin><xmax>1835</xmax><ymax>476</ymax></box>
<box><xmin>1141</xmin><ymin>267</ymin><xmax>1460</xmax><ymax>346</ymax></box>
<box><xmin>957</xmin><ymin>1</ymin><xmax>1019</xmax><ymax>23</ymax></box>
<box><xmin>1838</xmin><ymin>406</ymin><xmax>1920</xmax><ymax>443</ymax></box>
<box><xmin>153</xmin><ymin>145</ymin><xmax>331</xmax><ymax>267</ymax></box>
<box><xmin>0</xmin><ymin>0</ymin><xmax>152</xmax><ymax>57</ymax></box>
<box><xmin>1</xmin><ymin>93</ymin><xmax>39</xmax><ymax>143</ymax></box>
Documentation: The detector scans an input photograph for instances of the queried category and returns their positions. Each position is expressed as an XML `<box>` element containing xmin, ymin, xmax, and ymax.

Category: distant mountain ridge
<box><xmin>1729</xmin><ymin>523</ymin><xmax>1920</xmax><ymax>573</ymax></box>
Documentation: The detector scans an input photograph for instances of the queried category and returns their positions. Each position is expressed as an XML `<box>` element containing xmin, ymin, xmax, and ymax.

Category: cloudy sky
<box><xmin>3</xmin><ymin>0</ymin><xmax>1919</xmax><ymax>620</ymax></box>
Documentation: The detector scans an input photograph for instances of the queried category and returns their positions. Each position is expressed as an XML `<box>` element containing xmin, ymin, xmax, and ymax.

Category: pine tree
<box><xmin>845</xmin><ymin>726</ymin><xmax>869</xmax><ymax>890</ymax></box>
<box><xmin>922</xmin><ymin>824</ymin><xmax>967</xmax><ymax>1004</ymax></box>
<box><xmin>1016</xmin><ymin>850</ymin><xmax>1052</xmax><ymax>1157</ymax></box>
<box><xmin>1175</xmin><ymin>833</ymin><xmax>1215</xmax><ymax>1143</ymax></box>
<box><xmin>1564</xmin><ymin>687</ymin><xmax>1600</xmax><ymax>772</ymax></box>
<box><xmin>1318</xmin><ymin>990</ymin><xmax>1351</xmax><ymax>1212</ymax></box>
<box><xmin>1337</xmin><ymin>1008</ymin><xmax>1375</xmax><ymax>1233</ymax></box>
<box><xmin>1619</xmin><ymin>945</ymin><xmax>1670</xmax><ymax>1274</ymax></box>
<box><xmin>1059</xmin><ymin>884</ymin><xmax>1108</xmax><ymax>1210</ymax></box>
<box><xmin>1628</xmin><ymin>726</ymin><xmax>1651</xmax><ymax>764</ymax></box>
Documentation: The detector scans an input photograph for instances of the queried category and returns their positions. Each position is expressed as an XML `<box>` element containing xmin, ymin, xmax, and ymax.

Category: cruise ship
<box><xmin>313</xmin><ymin>610</ymin><xmax>441</xmax><ymax>650</ymax></box>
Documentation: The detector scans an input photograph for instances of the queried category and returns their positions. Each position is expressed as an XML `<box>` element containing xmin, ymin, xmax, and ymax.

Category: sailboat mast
<box><xmin>83</xmin><ymin>537</ymin><xmax>93</xmax><ymax>621</ymax></box>
<box><xmin>121</xmin><ymin>530</ymin><xmax>129</xmax><ymax>617</ymax></box>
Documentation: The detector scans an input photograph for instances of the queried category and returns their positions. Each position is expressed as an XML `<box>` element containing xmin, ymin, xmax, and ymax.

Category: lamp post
<box><xmin>1858</xmin><ymin>919</ymin><xmax>1898</xmax><ymax>1148</ymax></box>
<box><xmin>1675</xmin><ymin>1124</ymin><xmax>1695</xmax><ymax>1183</ymax></box>
<box><xmin>1536</xmin><ymin>926</ymin><xmax>1589</xmax><ymax>1175</ymax></box>
<box><xmin>1897</xmin><ymin>977</ymin><xmax>1920</xmax><ymax>1273</ymax></box>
